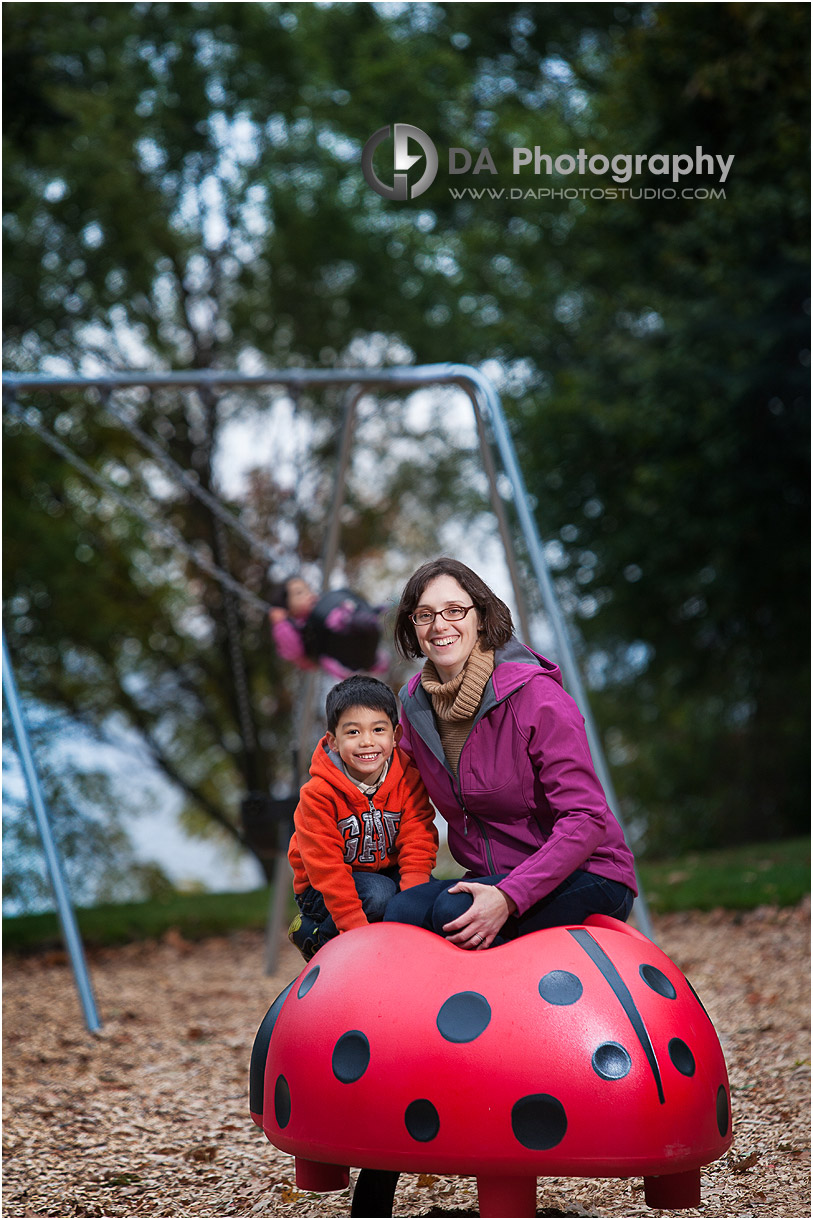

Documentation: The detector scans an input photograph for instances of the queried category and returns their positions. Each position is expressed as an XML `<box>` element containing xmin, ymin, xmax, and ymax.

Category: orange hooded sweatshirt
<box><xmin>289</xmin><ymin>736</ymin><xmax>438</xmax><ymax>933</ymax></box>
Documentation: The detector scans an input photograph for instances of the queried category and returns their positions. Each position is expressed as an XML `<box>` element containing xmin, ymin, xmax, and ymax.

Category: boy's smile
<box><xmin>327</xmin><ymin>705</ymin><xmax>400</xmax><ymax>783</ymax></box>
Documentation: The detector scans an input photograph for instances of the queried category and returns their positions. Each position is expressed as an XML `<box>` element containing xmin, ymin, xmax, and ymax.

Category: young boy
<box><xmin>288</xmin><ymin>674</ymin><xmax>438</xmax><ymax>961</ymax></box>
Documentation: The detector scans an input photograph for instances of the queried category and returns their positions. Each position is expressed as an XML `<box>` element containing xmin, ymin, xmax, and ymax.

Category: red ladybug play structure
<box><xmin>250</xmin><ymin>917</ymin><xmax>732</xmax><ymax>1216</ymax></box>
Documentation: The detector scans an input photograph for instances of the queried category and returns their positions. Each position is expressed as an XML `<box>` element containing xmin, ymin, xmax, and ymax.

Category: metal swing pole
<box><xmin>453</xmin><ymin>368</ymin><xmax>655</xmax><ymax>942</ymax></box>
<box><xmin>470</xmin><ymin>390</ymin><xmax>535</xmax><ymax>645</ymax></box>
<box><xmin>2</xmin><ymin>630</ymin><xmax>102</xmax><ymax>1031</ymax></box>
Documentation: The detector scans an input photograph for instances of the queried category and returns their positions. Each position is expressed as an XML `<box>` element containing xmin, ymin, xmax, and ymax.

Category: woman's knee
<box><xmin>430</xmin><ymin>887</ymin><xmax>472</xmax><ymax>934</ymax></box>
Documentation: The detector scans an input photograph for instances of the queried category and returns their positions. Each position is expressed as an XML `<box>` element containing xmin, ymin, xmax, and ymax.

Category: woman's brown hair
<box><xmin>393</xmin><ymin>558</ymin><xmax>514</xmax><ymax>660</ymax></box>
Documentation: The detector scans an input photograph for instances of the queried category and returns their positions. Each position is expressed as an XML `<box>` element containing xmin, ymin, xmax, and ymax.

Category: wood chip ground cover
<box><xmin>3</xmin><ymin>902</ymin><xmax>809</xmax><ymax>1219</ymax></box>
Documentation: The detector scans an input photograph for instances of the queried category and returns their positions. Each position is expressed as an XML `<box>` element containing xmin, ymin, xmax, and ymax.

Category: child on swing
<box><xmin>268</xmin><ymin>574</ymin><xmax>388</xmax><ymax>678</ymax></box>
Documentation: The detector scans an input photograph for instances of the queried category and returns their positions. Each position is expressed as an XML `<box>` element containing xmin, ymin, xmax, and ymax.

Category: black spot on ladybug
<box><xmin>716</xmin><ymin>1085</ymin><xmax>730</xmax><ymax>1136</ymax></box>
<box><xmin>436</xmin><ymin>991</ymin><xmax>491</xmax><ymax>1043</ymax></box>
<box><xmin>669</xmin><ymin>1037</ymin><xmax>696</xmax><ymax>1077</ymax></box>
<box><xmin>592</xmin><ymin>1041</ymin><xmax>632</xmax><ymax>1081</ymax></box>
<box><xmin>511</xmin><ymin>1093</ymin><xmax>568</xmax><ymax>1150</ymax></box>
<box><xmin>538</xmin><ymin>970</ymin><xmax>583</xmax><ymax>1006</ymax></box>
<box><xmin>332</xmin><ymin>1031</ymin><xmax>370</xmax><ymax>1083</ymax></box>
<box><xmin>274</xmin><ymin>1075</ymin><xmax>291</xmax><ymax>1128</ymax></box>
<box><xmin>297</xmin><ymin>966</ymin><xmax>320</xmax><ymax>998</ymax></box>
<box><xmin>405</xmin><ymin>1099</ymin><xmax>440</xmax><ymax>1142</ymax></box>
<box><xmin>639</xmin><ymin>963</ymin><xmax>677</xmax><ymax>999</ymax></box>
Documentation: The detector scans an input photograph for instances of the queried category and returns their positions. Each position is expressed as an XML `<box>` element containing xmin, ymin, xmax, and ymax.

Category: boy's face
<box><xmin>327</xmin><ymin>705</ymin><xmax>400</xmax><ymax>784</ymax></box>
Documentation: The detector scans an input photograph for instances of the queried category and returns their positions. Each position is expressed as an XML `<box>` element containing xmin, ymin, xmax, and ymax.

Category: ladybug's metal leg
<box><xmin>351</xmin><ymin>1169</ymin><xmax>400</xmax><ymax>1217</ymax></box>
<box><xmin>476</xmin><ymin>1173</ymin><xmax>537</xmax><ymax>1217</ymax></box>
<box><xmin>643</xmin><ymin>1168</ymin><xmax>701</xmax><ymax>1209</ymax></box>
<box><xmin>294</xmin><ymin>1157</ymin><xmax>349</xmax><ymax>1192</ymax></box>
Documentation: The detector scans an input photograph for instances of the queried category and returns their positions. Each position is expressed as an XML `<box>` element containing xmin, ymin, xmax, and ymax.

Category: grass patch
<box><xmin>3</xmin><ymin>837</ymin><xmax>809</xmax><ymax>955</ymax></box>
<box><xmin>636</xmin><ymin>835</ymin><xmax>810</xmax><ymax>913</ymax></box>
<box><xmin>2</xmin><ymin>886</ymin><xmax>296</xmax><ymax>956</ymax></box>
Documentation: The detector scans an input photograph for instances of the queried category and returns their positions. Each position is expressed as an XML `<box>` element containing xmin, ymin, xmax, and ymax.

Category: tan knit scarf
<box><xmin>421</xmin><ymin>637</ymin><xmax>495</xmax><ymax>775</ymax></box>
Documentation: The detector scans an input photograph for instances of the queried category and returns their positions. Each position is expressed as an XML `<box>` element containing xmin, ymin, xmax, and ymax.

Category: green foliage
<box><xmin>515</xmin><ymin>3</ymin><xmax>810</xmax><ymax>851</ymax></box>
<box><xmin>2</xmin><ymin>707</ymin><xmax>175</xmax><ymax>911</ymax></box>
<box><xmin>1</xmin><ymin>883</ymin><xmax>287</xmax><ymax>954</ymax></box>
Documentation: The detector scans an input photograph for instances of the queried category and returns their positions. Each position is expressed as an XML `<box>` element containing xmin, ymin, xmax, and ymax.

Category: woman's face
<box><xmin>412</xmin><ymin>574</ymin><xmax>482</xmax><ymax>682</ymax></box>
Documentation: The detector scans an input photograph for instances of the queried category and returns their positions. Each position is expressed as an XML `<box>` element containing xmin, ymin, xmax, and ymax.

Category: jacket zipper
<box><xmin>469</xmin><ymin>809</ymin><xmax>496</xmax><ymax>874</ymax></box>
<box><xmin>455</xmin><ymin>779</ymin><xmax>496</xmax><ymax>874</ymax></box>
<box><xmin>453</xmin><ymin>681</ymin><xmax>530</xmax><ymax>877</ymax></box>
<box><xmin>368</xmin><ymin>795</ymin><xmax>386</xmax><ymax>861</ymax></box>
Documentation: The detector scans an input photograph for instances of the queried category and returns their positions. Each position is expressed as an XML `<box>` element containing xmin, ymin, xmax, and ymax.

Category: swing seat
<box><xmin>240</xmin><ymin>794</ymin><xmax>297</xmax><ymax>858</ymax></box>
<box><xmin>249</xmin><ymin>918</ymin><xmax>732</xmax><ymax>1216</ymax></box>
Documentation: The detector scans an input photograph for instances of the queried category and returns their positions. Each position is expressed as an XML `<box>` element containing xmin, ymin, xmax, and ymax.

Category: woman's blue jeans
<box><xmin>296</xmin><ymin>867</ymin><xmax>399</xmax><ymax>944</ymax></box>
<box><xmin>383</xmin><ymin>868</ymin><xmax>634</xmax><ymax>941</ymax></box>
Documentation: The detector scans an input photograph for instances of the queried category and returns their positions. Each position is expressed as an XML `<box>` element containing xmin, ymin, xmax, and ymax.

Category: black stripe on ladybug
<box><xmin>568</xmin><ymin>928</ymin><xmax>666</xmax><ymax>1104</ymax></box>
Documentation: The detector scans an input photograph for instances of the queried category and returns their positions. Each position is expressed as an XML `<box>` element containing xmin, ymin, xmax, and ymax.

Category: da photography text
<box><xmin>361</xmin><ymin>124</ymin><xmax>734</xmax><ymax>202</ymax></box>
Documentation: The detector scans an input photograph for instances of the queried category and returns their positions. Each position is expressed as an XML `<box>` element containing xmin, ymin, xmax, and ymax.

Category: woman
<box><xmin>383</xmin><ymin>557</ymin><xmax>637</xmax><ymax>948</ymax></box>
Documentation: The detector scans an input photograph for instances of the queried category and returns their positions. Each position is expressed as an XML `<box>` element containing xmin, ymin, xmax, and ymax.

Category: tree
<box><xmin>506</xmin><ymin>3</ymin><xmax>809</xmax><ymax>850</ymax></box>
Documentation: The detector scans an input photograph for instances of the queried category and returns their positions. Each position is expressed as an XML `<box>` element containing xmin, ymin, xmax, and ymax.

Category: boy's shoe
<box><xmin>288</xmin><ymin>912</ymin><xmax>321</xmax><ymax>962</ymax></box>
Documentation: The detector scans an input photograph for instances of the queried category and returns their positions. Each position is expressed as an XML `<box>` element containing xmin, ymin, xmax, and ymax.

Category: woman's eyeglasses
<box><xmin>410</xmin><ymin>604</ymin><xmax>476</xmax><ymax>627</ymax></box>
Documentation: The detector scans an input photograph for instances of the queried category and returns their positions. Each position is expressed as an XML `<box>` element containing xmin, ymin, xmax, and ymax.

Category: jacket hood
<box><xmin>405</xmin><ymin>637</ymin><xmax>563</xmax><ymax>702</ymax></box>
<box><xmin>309</xmin><ymin>736</ymin><xmax>355</xmax><ymax>790</ymax></box>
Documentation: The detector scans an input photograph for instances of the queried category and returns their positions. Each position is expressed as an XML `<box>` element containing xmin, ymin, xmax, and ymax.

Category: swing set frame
<box><xmin>3</xmin><ymin>362</ymin><xmax>654</xmax><ymax>1026</ymax></box>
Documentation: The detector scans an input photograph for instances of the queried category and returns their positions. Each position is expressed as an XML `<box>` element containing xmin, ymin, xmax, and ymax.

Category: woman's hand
<box><xmin>441</xmin><ymin>882</ymin><xmax>517</xmax><ymax>950</ymax></box>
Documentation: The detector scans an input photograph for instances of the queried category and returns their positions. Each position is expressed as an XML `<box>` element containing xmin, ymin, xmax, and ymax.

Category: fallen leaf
<box><xmin>280</xmin><ymin>1186</ymin><xmax>305</xmax><ymax>1202</ymax></box>
<box><xmin>183</xmin><ymin>1145</ymin><xmax>218</xmax><ymax>1163</ymax></box>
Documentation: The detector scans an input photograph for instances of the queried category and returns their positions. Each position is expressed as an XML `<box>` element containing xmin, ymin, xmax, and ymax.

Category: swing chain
<box><xmin>98</xmin><ymin>389</ymin><xmax>283</xmax><ymax>568</ymax></box>
<box><xmin>4</xmin><ymin>397</ymin><xmax>272</xmax><ymax>617</ymax></box>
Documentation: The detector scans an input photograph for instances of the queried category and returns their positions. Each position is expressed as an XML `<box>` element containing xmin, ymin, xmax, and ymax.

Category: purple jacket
<box><xmin>398</xmin><ymin>639</ymin><xmax>637</xmax><ymax>916</ymax></box>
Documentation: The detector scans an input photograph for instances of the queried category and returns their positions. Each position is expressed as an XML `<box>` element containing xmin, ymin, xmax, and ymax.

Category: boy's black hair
<box><xmin>325</xmin><ymin>675</ymin><xmax>399</xmax><ymax>733</ymax></box>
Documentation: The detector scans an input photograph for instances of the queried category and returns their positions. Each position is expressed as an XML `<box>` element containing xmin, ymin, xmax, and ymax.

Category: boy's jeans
<box><xmin>295</xmin><ymin>866</ymin><xmax>400</xmax><ymax>945</ymax></box>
